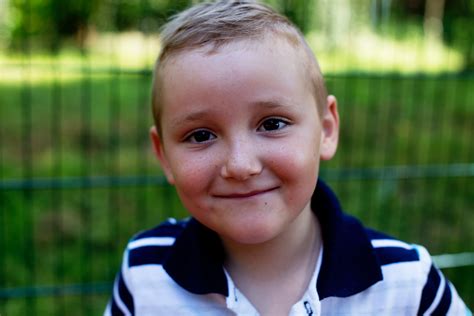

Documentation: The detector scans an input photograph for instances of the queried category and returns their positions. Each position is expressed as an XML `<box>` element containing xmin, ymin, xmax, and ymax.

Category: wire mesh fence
<box><xmin>1</xmin><ymin>0</ymin><xmax>473</xmax><ymax>314</ymax></box>
<box><xmin>1</xmin><ymin>68</ymin><xmax>472</xmax><ymax>314</ymax></box>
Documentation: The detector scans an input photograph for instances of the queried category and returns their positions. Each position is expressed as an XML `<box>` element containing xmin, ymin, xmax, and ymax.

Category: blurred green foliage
<box><xmin>8</xmin><ymin>0</ymin><xmax>100</xmax><ymax>51</ymax></box>
<box><xmin>0</xmin><ymin>0</ymin><xmax>473</xmax><ymax>314</ymax></box>
<box><xmin>6</xmin><ymin>0</ymin><xmax>192</xmax><ymax>51</ymax></box>
<box><xmin>388</xmin><ymin>0</ymin><xmax>474</xmax><ymax>71</ymax></box>
<box><xmin>443</xmin><ymin>0</ymin><xmax>474</xmax><ymax>70</ymax></box>
<box><xmin>5</xmin><ymin>0</ymin><xmax>472</xmax><ymax>70</ymax></box>
<box><xmin>95</xmin><ymin>0</ymin><xmax>191</xmax><ymax>32</ymax></box>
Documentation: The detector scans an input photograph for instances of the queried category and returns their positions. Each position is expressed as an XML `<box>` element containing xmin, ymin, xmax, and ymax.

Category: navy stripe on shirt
<box><xmin>374</xmin><ymin>247</ymin><xmax>419</xmax><ymax>266</ymax></box>
<box><xmin>418</xmin><ymin>264</ymin><xmax>442</xmax><ymax>315</ymax></box>
<box><xmin>129</xmin><ymin>245</ymin><xmax>170</xmax><ymax>267</ymax></box>
<box><xmin>110</xmin><ymin>298</ymin><xmax>124</xmax><ymax>316</ymax></box>
<box><xmin>109</xmin><ymin>271</ymin><xmax>134</xmax><ymax>316</ymax></box>
<box><xmin>432</xmin><ymin>280</ymin><xmax>452</xmax><ymax>315</ymax></box>
<box><xmin>118</xmin><ymin>271</ymin><xmax>134</xmax><ymax>313</ymax></box>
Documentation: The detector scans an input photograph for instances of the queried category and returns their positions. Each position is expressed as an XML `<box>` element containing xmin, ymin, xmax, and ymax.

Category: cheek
<box><xmin>268</xmin><ymin>139</ymin><xmax>320</xmax><ymax>206</ymax></box>
<box><xmin>168</xmin><ymin>152</ymin><xmax>216</xmax><ymax>194</ymax></box>
<box><xmin>279</xmin><ymin>152</ymin><xmax>319</xmax><ymax>183</ymax></box>
<box><xmin>270</xmin><ymin>138</ymin><xmax>320</xmax><ymax>178</ymax></box>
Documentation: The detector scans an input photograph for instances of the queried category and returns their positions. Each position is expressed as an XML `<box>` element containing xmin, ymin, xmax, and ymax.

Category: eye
<box><xmin>185</xmin><ymin>130</ymin><xmax>216</xmax><ymax>143</ymax></box>
<box><xmin>258</xmin><ymin>118</ymin><xmax>289</xmax><ymax>132</ymax></box>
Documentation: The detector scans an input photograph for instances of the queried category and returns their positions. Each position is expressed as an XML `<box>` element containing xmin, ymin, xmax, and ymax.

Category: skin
<box><xmin>151</xmin><ymin>37</ymin><xmax>339</xmax><ymax>314</ymax></box>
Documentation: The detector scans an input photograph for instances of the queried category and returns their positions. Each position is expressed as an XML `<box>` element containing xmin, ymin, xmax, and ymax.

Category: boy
<box><xmin>105</xmin><ymin>1</ymin><xmax>469</xmax><ymax>315</ymax></box>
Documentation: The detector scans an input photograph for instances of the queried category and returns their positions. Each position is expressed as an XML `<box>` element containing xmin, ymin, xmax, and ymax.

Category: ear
<box><xmin>150</xmin><ymin>126</ymin><xmax>175</xmax><ymax>185</ymax></box>
<box><xmin>320</xmin><ymin>95</ymin><xmax>340</xmax><ymax>161</ymax></box>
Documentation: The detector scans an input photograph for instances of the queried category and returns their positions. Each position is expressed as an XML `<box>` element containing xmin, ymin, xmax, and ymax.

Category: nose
<box><xmin>220</xmin><ymin>137</ymin><xmax>262</xmax><ymax>181</ymax></box>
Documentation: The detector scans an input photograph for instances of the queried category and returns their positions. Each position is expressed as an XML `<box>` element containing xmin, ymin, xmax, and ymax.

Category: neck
<box><xmin>222</xmin><ymin>203</ymin><xmax>322</xmax><ymax>290</ymax></box>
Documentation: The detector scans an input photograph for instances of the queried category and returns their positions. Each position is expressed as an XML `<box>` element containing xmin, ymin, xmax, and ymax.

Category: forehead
<box><xmin>157</xmin><ymin>37</ymin><xmax>318</xmax><ymax>131</ymax></box>
<box><xmin>162</xmin><ymin>33</ymin><xmax>307</xmax><ymax>68</ymax></box>
<box><xmin>160</xmin><ymin>37</ymin><xmax>310</xmax><ymax>101</ymax></box>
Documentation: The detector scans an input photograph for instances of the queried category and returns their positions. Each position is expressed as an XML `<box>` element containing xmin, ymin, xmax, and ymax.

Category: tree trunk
<box><xmin>424</xmin><ymin>0</ymin><xmax>446</xmax><ymax>41</ymax></box>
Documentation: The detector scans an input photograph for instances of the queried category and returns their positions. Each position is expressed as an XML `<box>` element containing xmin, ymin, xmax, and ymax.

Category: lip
<box><xmin>214</xmin><ymin>187</ymin><xmax>278</xmax><ymax>199</ymax></box>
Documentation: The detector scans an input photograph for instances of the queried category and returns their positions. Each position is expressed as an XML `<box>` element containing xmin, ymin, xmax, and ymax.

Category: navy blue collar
<box><xmin>163</xmin><ymin>180</ymin><xmax>383</xmax><ymax>299</ymax></box>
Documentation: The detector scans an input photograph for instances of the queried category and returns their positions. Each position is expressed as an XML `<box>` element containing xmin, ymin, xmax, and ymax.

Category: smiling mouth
<box><xmin>214</xmin><ymin>187</ymin><xmax>279</xmax><ymax>199</ymax></box>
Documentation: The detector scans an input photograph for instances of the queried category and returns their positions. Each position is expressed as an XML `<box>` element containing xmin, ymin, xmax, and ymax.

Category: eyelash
<box><xmin>184</xmin><ymin>129</ymin><xmax>216</xmax><ymax>144</ymax></box>
<box><xmin>183</xmin><ymin>117</ymin><xmax>290</xmax><ymax>144</ymax></box>
<box><xmin>257</xmin><ymin>117</ymin><xmax>290</xmax><ymax>132</ymax></box>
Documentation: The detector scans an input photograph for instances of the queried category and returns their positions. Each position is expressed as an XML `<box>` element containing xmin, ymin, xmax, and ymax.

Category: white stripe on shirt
<box><xmin>371</xmin><ymin>239</ymin><xmax>413</xmax><ymax>250</ymax></box>
<box><xmin>128</xmin><ymin>237</ymin><xmax>176</xmax><ymax>250</ymax></box>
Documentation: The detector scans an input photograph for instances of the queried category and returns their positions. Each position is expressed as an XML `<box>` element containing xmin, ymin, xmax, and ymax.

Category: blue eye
<box><xmin>186</xmin><ymin>130</ymin><xmax>216</xmax><ymax>143</ymax></box>
<box><xmin>258</xmin><ymin>118</ymin><xmax>288</xmax><ymax>132</ymax></box>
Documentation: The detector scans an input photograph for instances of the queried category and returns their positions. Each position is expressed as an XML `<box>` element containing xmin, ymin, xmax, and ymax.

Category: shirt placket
<box><xmin>224</xmin><ymin>269</ymin><xmax>260</xmax><ymax>315</ymax></box>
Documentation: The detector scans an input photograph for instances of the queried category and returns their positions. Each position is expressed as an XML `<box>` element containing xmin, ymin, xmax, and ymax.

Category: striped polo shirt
<box><xmin>105</xmin><ymin>181</ymin><xmax>469</xmax><ymax>315</ymax></box>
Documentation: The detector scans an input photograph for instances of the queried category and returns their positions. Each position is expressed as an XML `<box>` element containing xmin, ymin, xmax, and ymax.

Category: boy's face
<box><xmin>151</xmin><ymin>38</ymin><xmax>339</xmax><ymax>245</ymax></box>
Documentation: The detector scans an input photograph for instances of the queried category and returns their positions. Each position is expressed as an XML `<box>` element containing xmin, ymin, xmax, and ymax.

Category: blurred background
<box><xmin>0</xmin><ymin>0</ymin><xmax>472</xmax><ymax>314</ymax></box>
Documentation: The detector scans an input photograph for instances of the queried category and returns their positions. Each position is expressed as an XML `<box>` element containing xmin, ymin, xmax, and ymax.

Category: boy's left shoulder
<box><xmin>349</xmin><ymin>227</ymin><xmax>469</xmax><ymax>315</ymax></box>
<box><xmin>365</xmin><ymin>228</ymin><xmax>431</xmax><ymax>273</ymax></box>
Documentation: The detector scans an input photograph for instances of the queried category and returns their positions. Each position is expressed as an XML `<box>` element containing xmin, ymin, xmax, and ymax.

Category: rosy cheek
<box><xmin>175</xmin><ymin>166</ymin><xmax>199</xmax><ymax>186</ymax></box>
<box><xmin>280</xmin><ymin>149</ymin><xmax>312</xmax><ymax>169</ymax></box>
<box><xmin>173</xmin><ymin>159</ymin><xmax>212</xmax><ymax>189</ymax></box>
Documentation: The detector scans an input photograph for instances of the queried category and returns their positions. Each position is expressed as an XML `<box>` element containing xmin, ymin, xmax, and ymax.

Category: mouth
<box><xmin>214</xmin><ymin>187</ymin><xmax>279</xmax><ymax>199</ymax></box>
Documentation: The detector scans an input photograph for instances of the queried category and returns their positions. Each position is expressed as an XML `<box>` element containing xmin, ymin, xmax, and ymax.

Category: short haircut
<box><xmin>152</xmin><ymin>0</ymin><xmax>328</xmax><ymax>135</ymax></box>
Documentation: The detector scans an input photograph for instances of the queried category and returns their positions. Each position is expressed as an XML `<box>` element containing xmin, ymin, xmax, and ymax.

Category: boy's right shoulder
<box><xmin>125</xmin><ymin>218</ymin><xmax>190</xmax><ymax>267</ymax></box>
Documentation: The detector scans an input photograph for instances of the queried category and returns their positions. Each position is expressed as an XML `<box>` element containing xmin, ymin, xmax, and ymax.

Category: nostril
<box><xmin>220</xmin><ymin>158</ymin><xmax>262</xmax><ymax>180</ymax></box>
<box><xmin>219</xmin><ymin>139</ymin><xmax>263</xmax><ymax>180</ymax></box>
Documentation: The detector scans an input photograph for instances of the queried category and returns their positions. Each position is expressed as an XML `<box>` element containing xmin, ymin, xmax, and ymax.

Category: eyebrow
<box><xmin>170</xmin><ymin>99</ymin><xmax>293</xmax><ymax>126</ymax></box>
<box><xmin>252</xmin><ymin>99</ymin><xmax>293</xmax><ymax>109</ymax></box>
<box><xmin>170</xmin><ymin>110</ymin><xmax>211</xmax><ymax>127</ymax></box>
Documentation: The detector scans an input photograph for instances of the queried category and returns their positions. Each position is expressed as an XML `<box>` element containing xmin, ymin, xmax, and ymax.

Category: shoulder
<box><xmin>126</xmin><ymin>218</ymin><xmax>188</xmax><ymax>267</ymax></box>
<box><xmin>321</xmin><ymin>227</ymin><xmax>468</xmax><ymax>315</ymax></box>
<box><xmin>366</xmin><ymin>229</ymin><xmax>431</xmax><ymax>305</ymax></box>
<box><xmin>364</xmin><ymin>228</ymin><xmax>468</xmax><ymax>315</ymax></box>
<box><xmin>107</xmin><ymin>218</ymin><xmax>217</xmax><ymax>315</ymax></box>
<box><xmin>366</xmin><ymin>228</ymin><xmax>430</xmax><ymax>271</ymax></box>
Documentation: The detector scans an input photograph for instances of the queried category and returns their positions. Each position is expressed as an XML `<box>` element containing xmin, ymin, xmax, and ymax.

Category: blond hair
<box><xmin>152</xmin><ymin>0</ymin><xmax>327</xmax><ymax>134</ymax></box>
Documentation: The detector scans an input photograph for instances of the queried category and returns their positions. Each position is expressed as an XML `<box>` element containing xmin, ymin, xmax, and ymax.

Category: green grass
<box><xmin>0</xmin><ymin>71</ymin><xmax>473</xmax><ymax>314</ymax></box>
